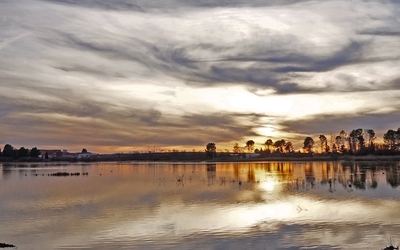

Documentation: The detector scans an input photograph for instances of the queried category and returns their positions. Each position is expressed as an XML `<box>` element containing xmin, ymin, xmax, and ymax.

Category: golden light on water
<box><xmin>259</xmin><ymin>180</ymin><xmax>276</xmax><ymax>192</ymax></box>
<box><xmin>2</xmin><ymin>162</ymin><xmax>400</xmax><ymax>249</ymax></box>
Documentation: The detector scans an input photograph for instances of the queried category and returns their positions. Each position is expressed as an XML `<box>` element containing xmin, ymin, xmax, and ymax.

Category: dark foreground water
<box><xmin>1</xmin><ymin>161</ymin><xmax>400</xmax><ymax>250</ymax></box>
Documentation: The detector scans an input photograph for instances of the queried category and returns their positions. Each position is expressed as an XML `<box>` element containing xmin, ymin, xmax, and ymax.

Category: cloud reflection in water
<box><xmin>1</xmin><ymin>162</ymin><xmax>400</xmax><ymax>249</ymax></box>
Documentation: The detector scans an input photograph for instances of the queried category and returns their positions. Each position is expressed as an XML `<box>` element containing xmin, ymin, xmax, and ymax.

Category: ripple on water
<box><xmin>2</xmin><ymin>162</ymin><xmax>400</xmax><ymax>250</ymax></box>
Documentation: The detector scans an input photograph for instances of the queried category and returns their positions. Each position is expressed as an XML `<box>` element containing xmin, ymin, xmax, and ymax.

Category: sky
<box><xmin>1</xmin><ymin>0</ymin><xmax>400</xmax><ymax>153</ymax></box>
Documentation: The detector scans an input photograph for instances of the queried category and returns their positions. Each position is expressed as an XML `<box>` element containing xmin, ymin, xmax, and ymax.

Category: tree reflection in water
<box><xmin>2</xmin><ymin>161</ymin><xmax>400</xmax><ymax>250</ymax></box>
<box><xmin>247</xmin><ymin>161</ymin><xmax>400</xmax><ymax>193</ymax></box>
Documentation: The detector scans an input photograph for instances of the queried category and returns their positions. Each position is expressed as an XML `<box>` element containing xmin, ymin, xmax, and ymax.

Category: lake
<box><xmin>1</xmin><ymin>161</ymin><xmax>400</xmax><ymax>249</ymax></box>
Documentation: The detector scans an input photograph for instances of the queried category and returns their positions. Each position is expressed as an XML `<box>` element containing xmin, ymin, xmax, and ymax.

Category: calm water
<box><xmin>1</xmin><ymin>161</ymin><xmax>400</xmax><ymax>250</ymax></box>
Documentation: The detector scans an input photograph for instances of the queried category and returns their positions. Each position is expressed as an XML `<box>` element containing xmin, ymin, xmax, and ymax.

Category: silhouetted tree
<box><xmin>3</xmin><ymin>144</ymin><xmax>14</xmax><ymax>157</ymax></box>
<box><xmin>334</xmin><ymin>135</ymin><xmax>341</xmax><ymax>153</ymax></box>
<box><xmin>365</xmin><ymin>129</ymin><xmax>376</xmax><ymax>154</ymax></box>
<box><xmin>348</xmin><ymin>128</ymin><xmax>364</xmax><ymax>153</ymax></box>
<box><xmin>366</xmin><ymin>129</ymin><xmax>376</xmax><ymax>146</ymax></box>
<box><xmin>358</xmin><ymin>133</ymin><xmax>366</xmax><ymax>153</ymax></box>
<box><xmin>81</xmin><ymin>148</ymin><xmax>88</xmax><ymax>153</ymax></box>
<box><xmin>18</xmin><ymin>147</ymin><xmax>29</xmax><ymax>158</ymax></box>
<box><xmin>319</xmin><ymin>135</ymin><xmax>328</xmax><ymax>153</ymax></box>
<box><xmin>303</xmin><ymin>137</ymin><xmax>314</xmax><ymax>153</ymax></box>
<box><xmin>264</xmin><ymin>139</ymin><xmax>273</xmax><ymax>153</ymax></box>
<box><xmin>383</xmin><ymin>129</ymin><xmax>400</xmax><ymax>152</ymax></box>
<box><xmin>205</xmin><ymin>143</ymin><xmax>216</xmax><ymax>158</ymax></box>
<box><xmin>285</xmin><ymin>141</ymin><xmax>293</xmax><ymax>153</ymax></box>
<box><xmin>246</xmin><ymin>140</ymin><xmax>255</xmax><ymax>152</ymax></box>
<box><xmin>273</xmin><ymin>139</ymin><xmax>286</xmax><ymax>153</ymax></box>
<box><xmin>30</xmin><ymin>147</ymin><xmax>40</xmax><ymax>158</ymax></box>
<box><xmin>348</xmin><ymin>129</ymin><xmax>359</xmax><ymax>152</ymax></box>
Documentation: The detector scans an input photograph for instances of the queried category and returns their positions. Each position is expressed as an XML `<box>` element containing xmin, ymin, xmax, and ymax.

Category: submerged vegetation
<box><xmin>0</xmin><ymin>242</ymin><xmax>16</xmax><ymax>248</ymax></box>
<box><xmin>49</xmin><ymin>172</ymin><xmax>88</xmax><ymax>176</ymax></box>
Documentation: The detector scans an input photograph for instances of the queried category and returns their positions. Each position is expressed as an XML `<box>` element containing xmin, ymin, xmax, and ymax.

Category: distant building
<box><xmin>60</xmin><ymin>150</ymin><xmax>78</xmax><ymax>159</ymax></box>
<box><xmin>245</xmin><ymin>153</ymin><xmax>260</xmax><ymax>158</ymax></box>
<box><xmin>39</xmin><ymin>149</ymin><xmax>62</xmax><ymax>159</ymax></box>
<box><xmin>77</xmin><ymin>152</ymin><xmax>97</xmax><ymax>159</ymax></box>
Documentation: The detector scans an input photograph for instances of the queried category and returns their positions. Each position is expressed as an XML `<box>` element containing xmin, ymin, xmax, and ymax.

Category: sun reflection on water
<box><xmin>2</xmin><ymin>161</ymin><xmax>400</xmax><ymax>249</ymax></box>
<box><xmin>259</xmin><ymin>180</ymin><xmax>276</xmax><ymax>192</ymax></box>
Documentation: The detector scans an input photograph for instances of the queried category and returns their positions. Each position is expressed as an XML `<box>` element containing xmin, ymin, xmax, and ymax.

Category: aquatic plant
<box><xmin>0</xmin><ymin>242</ymin><xmax>16</xmax><ymax>248</ymax></box>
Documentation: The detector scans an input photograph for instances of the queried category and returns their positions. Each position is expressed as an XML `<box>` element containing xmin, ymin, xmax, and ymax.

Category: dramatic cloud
<box><xmin>41</xmin><ymin>0</ymin><xmax>316</xmax><ymax>12</ymax></box>
<box><xmin>1</xmin><ymin>0</ymin><xmax>400</xmax><ymax>152</ymax></box>
<box><xmin>281</xmin><ymin>109</ymin><xmax>400</xmax><ymax>137</ymax></box>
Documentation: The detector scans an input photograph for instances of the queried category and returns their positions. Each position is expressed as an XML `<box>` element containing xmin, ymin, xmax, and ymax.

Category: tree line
<box><xmin>0</xmin><ymin>144</ymin><xmax>41</xmax><ymax>159</ymax></box>
<box><xmin>206</xmin><ymin>127</ymin><xmax>400</xmax><ymax>156</ymax></box>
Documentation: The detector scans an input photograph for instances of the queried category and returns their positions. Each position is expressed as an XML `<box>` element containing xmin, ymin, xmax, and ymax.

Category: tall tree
<box><xmin>303</xmin><ymin>137</ymin><xmax>314</xmax><ymax>153</ymax></box>
<box><xmin>366</xmin><ymin>129</ymin><xmax>376</xmax><ymax>147</ymax></box>
<box><xmin>365</xmin><ymin>129</ymin><xmax>376</xmax><ymax>154</ymax></box>
<box><xmin>246</xmin><ymin>140</ymin><xmax>255</xmax><ymax>153</ymax></box>
<box><xmin>335</xmin><ymin>135</ymin><xmax>341</xmax><ymax>153</ymax></box>
<box><xmin>340</xmin><ymin>130</ymin><xmax>349</xmax><ymax>152</ymax></box>
<box><xmin>357</xmin><ymin>130</ymin><xmax>365</xmax><ymax>152</ymax></box>
<box><xmin>383</xmin><ymin>129</ymin><xmax>398</xmax><ymax>150</ymax></box>
<box><xmin>319</xmin><ymin>135</ymin><xmax>328</xmax><ymax>153</ymax></box>
<box><xmin>205</xmin><ymin>142</ymin><xmax>217</xmax><ymax>158</ymax></box>
<box><xmin>273</xmin><ymin>139</ymin><xmax>286</xmax><ymax>153</ymax></box>
<box><xmin>334</xmin><ymin>130</ymin><xmax>349</xmax><ymax>154</ymax></box>
<box><xmin>349</xmin><ymin>128</ymin><xmax>363</xmax><ymax>153</ymax></box>
<box><xmin>264</xmin><ymin>139</ymin><xmax>274</xmax><ymax>153</ymax></box>
<box><xmin>285</xmin><ymin>141</ymin><xmax>293</xmax><ymax>153</ymax></box>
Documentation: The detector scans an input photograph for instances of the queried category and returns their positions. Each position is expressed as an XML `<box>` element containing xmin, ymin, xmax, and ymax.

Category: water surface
<box><xmin>1</xmin><ymin>161</ymin><xmax>400</xmax><ymax>249</ymax></box>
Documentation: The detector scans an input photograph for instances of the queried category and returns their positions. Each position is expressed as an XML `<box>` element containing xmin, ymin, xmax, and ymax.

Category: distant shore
<box><xmin>208</xmin><ymin>155</ymin><xmax>400</xmax><ymax>162</ymax></box>
<box><xmin>1</xmin><ymin>153</ymin><xmax>400</xmax><ymax>163</ymax></box>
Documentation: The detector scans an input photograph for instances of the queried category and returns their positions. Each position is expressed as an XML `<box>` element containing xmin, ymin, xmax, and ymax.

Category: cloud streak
<box><xmin>41</xmin><ymin>0</ymin><xmax>315</xmax><ymax>12</ymax></box>
<box><xmin>1</xmin><ymin>0</ymin><xmax>400</xmax><ymax>151</ymax></box>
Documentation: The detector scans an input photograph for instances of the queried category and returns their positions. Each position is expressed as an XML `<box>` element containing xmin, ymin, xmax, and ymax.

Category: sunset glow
<box><xmin>1</xmin><ymin>1</ymin><xmax>400</xmax><ymax>152</ymax></box>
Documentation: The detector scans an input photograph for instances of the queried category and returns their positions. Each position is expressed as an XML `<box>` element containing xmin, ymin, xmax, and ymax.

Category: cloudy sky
<box><xmin>1</xmin><ymin>0</ymin><xmax>400</xmax><ymax>153</ymax></box>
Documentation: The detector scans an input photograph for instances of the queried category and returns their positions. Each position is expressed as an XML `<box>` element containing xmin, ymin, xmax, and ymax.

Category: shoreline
<box><xmin>209</xmin><ymin>155</ymin><xmax>400</xmax><ymax>162</ymax></box>
<box><xmin>1</xmin><ymin>155</ymin><xmax>400</xmax><ymax>163</ymax></box>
